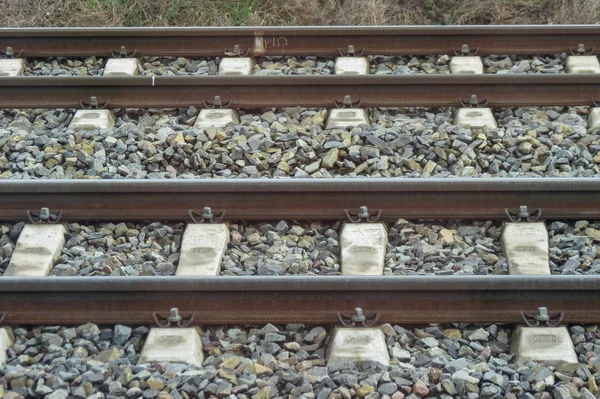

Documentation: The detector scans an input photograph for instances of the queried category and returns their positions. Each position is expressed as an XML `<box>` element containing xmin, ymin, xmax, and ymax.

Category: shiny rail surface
<box><xmin>0</xmin><ymin>75</ymin><xmax>600</xmax><ymax>108</ymax></box>
<box><xmin>1</xmin><ymin>276</ymin><xmax>599</xmax><ymax>324</ymax></box>
<box><xmin>1</xmin><ymin>25</ymin><xmax>600</xmax><ymax>56</ymax></box>
<box><xmin>0</xmin><ymin>178</ymin><xmax>599</xmax><ymax>221</ymax></box>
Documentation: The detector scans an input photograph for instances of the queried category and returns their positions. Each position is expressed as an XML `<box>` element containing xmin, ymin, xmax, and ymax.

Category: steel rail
<box><xmin>0</xmin><ymin>276</ymin><xmax>599</xmax><ymax>324</ymax></box>
<box><xmin>1</xmin><ymin>75</ymin><xmax>600</xmax><ymax>108</ymax></box>
<box><xmin>1</xmin><ymin>25</ymin><xmax>600</xmax><ymax>56</ymax></box>
<box><xmin>0</xmin><ymin>178</ymin><xmax>598</xmax><ymax>221</ymax></box>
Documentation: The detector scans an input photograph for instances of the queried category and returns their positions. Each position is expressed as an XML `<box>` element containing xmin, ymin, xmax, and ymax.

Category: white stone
<box><xmin>340</xmin><ymin>223</ymin><xmax>387</xmax><ymax>276</ymax></box>
<box><xmin>0</xmin><ymin>327</ymin><xmax>14</xmax><ymax>366</ymax></box>
<box><xmin>510</xmin><ymin>326</ymin><xmax>578</xmax><ymax>364</ymax></box>
<box><xmin>326</xmin><ymin>108</ymin><xmax>369</xmax><ymax>129</ymax></box>
<box><xmin>218</xmin><ymin>57</ymin><xmax>254</xmax><ymax>75</ymax></box>
<box><xmin>449</xmin><ymin>56</ymin><xmax>484</xmax><ymax>74</ymax></box>
<box><xmin>566</xmin><ymin>56</ymin><xmax>600</xmax><ymax>74</ymax></box>
<box><xmin>502</xmin><ymin>222</ymin><xmax>550</xmax><ymax>275</ymax></box>
<box><xmin>334</xmin><ymin>57</ymin><xmax>370</xmax><ymax>75</ymax></box>
<box><xmin>0</xmin><ymin>59</ymin><xmax>26</xmax><ymax>76</ymax></box>
<box><xmin>138</xmin><ymin>327</ymin><xmax>204</xmax><ymax>367</ymax></box>
<box><xmin>588</xmin><ymin>107</ymin><xmax>600</xmax><ymax>131</ymax></box>
<box><xmin>327</xmin><ymin>327</ymin><xmax>390</xmax><ymax>368</ymax></box>
<box><xmin>455</xmin><ymin>108</ymin><xmax>497</xmax><ymax>129</ymax></box>
<box><xmin>103</xmin><ymin>58</ymin><xmax>140</xmax><ymax>76</ymax></box>
<box><xmin>69</xmin><ymin>109</ymin><xmax>116</xmax><ymax>131</ymax></box>
<box><xmin>176</xmin><ymin>223</ymin><xmax>229</xmax><ymax>276</ymax></box>
<box><xmin>193</xmin><ymin>109</ymin><xmax>239</xmax><ymax>129</ymax></box>
<box><xmin>4</xmin><ymin>224</ymin><xmax>65</xmax><ymax>277</ymax></box>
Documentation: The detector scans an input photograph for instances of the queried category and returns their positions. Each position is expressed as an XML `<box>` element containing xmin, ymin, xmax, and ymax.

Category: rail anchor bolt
<box><xmin>167</xmin><ymin>308</ymin><xmax>182</xmax><ymax>323</ymax></box>
<box><xmin>505</xmin><ymin>205</ymin><xmax>542</xmax><ymax>222</ymax></box>
<box><xmin>520</xmin><ymin>307</ymin><xmax>564</xmax><ymax>327</ymax></box>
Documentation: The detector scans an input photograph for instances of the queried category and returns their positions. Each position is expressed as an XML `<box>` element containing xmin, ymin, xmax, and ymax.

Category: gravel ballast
<box><xmin>21</xmin><ymin>54</ymin><xmax>568</xmax><ymax>76</ymax></box>
<box><xmin>0</xmin><ymin>106</ymin><xmax>599</xmax><ymax>180</ymax></box>
<box><xmin>1</xmin><ymin>322</ymin><xmax>599</xmax><ymax>399</ymax></box>
<box><xmin>0</xmin><ymin>220</ymin><xmax>598</xmax><ymax>277</ymax></box>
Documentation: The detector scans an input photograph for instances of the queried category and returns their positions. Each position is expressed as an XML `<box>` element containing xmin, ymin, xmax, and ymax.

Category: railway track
<box><xmin>1</xmin><ymin>25</ymin><xmax>600</xmax><ymax>399</ymax></box>
<box><xmin>0</xmin><ymin>178</ymin><xmax>597</xmax><ymax>324</ymax></box>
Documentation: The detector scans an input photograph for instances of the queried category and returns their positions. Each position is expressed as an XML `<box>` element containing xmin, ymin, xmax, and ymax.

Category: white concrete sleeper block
<box><xmin>455</xmin><ymin>108</ymin><xmax>497</xmax><ymax>129</ymax></box>
<box><xmin>589</xmin><ymin>107</ymin><xmax>600</xmax><ymax>131</ymax></box>
<box><xmin>566</xmin><ymin>56</ymin><xmax>600</xmax><ymax>74</ymax></box>
<box><xmin>0</xmin><ymin>327</ymin><xmax>14</xmax><ymax>366</ymax></box>
<box><xmin>501</xmin><ymin>222</ymin><xmax>550</xmax><ymax>275</ymax></box>
<box><xmin>69</xmin><ymin>109</ymin><xmax>116</xmax><ymax>131</ymax></box>
<box><xmin>510</xmin><ymin>326</ymin><xmax>578</xmax><ymax>365</ymax></box>
<box><xmin>0</xmin><ymin>58</ymin><xmax>26</xmax><ymax>76</ymax></box>
<box><xmin>327</xmin><ymin>327</ymin><xmax>390</xmax><ymax>368</ymax></box>
<box><xmin>334</xmin><ymin>57</ymin><xmax>370</xmax><ymax>75</ymax></box>
<box><xmin>103</xmin><ymin>58</ymin><xmax>140</xmax><ymax>76</ymax></box>
<box><xmin>138</xmin><ymin>327</ymin><xmax>204</xmax><ymax>367</ymax></box>
<box><xmin>176</xmin><ymin>224</ymin><xmax>229</xmax><ymax>276</ymax></box>
<box><xmin>218</xmin><ymin>57</ymin><xmax>254</xmax><ymax>75</ymax></box>
<box><xmin>340</xmin><ymin>223</ymin><xmax>387</xmax><ymax>276</ymax></box>
<box><xmin>194</xmin><ymin>109</ymin><xmax>239</xmax><ymax>129</ymax></box>
<box><xmin>326</xmin><ymin>109</ymin><xmax>369</xmax><ymax>129</ymax></box>
<box><xmin>449</xmin><ymin>56</ymin><xmax>484</xmax><ymax>74</ymax></box>
<box><xmin>4</xmin><ymin>224</ymin><xmax>66</xmax><ymax>277</ymax></box>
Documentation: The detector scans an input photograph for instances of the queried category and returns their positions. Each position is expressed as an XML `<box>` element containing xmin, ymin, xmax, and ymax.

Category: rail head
<box><xmin>2</xmin><ymin>25</ymin><xmax>600</xmax><ymax>56</ymax></box>
<box><xmin>0</xmin><ymin>178</ymin><xmax>598</xmax><ymax>221</ymax></box>
<box><xmin>1</xmin><ymin>275</ymin><xmax>599</xmax><ymax>324</ymax></box>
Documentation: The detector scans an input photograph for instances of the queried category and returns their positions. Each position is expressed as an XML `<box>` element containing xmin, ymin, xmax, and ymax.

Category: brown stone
<box><xmin>428</xmin><ymin>367</ymin><xmax>442</xmax><ymax>384</ymax></box>
<box><xmin>443</xmin><ymin>328</ymin><xmax>462</xmax><ymax>339</ymax></box>
<box><xmin>146</xmin><ymin>378</ymin><xmax>165</xmax><ymax>390</ymax></box>
<box><xmin>253</xmin><ymin>362</ymin><xmax>273</xmax><ymax>376</ymax></box>
<box><xmin>252</xmin><ymin>387</ymin><xmax>271</xmax><ymax>399</ymax></box>
<box><xmin>356</xmin><ymin>384</ymin><xmax>375</xmax><ymax>398</ymax></box>
<box><xmin>413</xmin><ymin>380</ymin><xmax>430</xmax><ymax>397</ymax></box>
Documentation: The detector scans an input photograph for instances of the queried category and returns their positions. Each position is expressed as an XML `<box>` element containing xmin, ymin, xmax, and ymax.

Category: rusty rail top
<box><xmin>0</xmin><ymin>178</ymin><xmax>598</xmax><ymax>221</ymax></box>
<box><xmin>1</xmin><ymin>275</ymin><xmax>599</xmax><ymax>325</ymax></box>
<box><xmin>1</xmin><ymin>75</ymin><xmax>600</xmax><ymax>108</ymax></box>
<box><xmin>1</xmin><ymin>25</ymin><xmax>600</xmax><ymax>56</ymax></box>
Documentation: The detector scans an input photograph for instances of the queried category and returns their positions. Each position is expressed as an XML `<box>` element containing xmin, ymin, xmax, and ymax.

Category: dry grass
<box><xmin>0</xmin><ymin>0</ymin><xmax>599</xmax><ymax>27</ymax></box>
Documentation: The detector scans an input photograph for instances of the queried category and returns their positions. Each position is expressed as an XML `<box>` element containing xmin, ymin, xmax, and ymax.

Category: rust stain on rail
<box><xmin>253</xmin><ymin>32</ymin><xmax>289</xmax><ymax>55</ymax></box>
